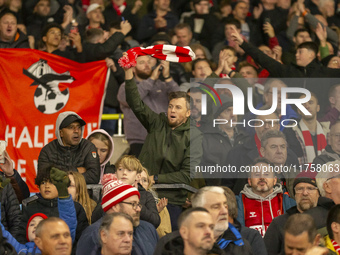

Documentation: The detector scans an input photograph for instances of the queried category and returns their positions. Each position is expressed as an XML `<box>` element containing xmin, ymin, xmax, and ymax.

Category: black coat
<box><xmin>18</xmin><ymin>194</ymin><xmax>89</xmax><ymax>250</ymax></box>
<box><xmin>241</xmin><ymin>41</ymin><xmax>340</xmax><ymax>78</ymax></box>
<box><xmin>38</xmin><ymin>139</ymin><xmax>100</xmax><ymax>184</ymax></box>
<box><xmin>0</xmin><ymin>30</ymin><xmax>29</xmax><ymax>49</ymax></box>
<box><xmin>0</xmin><ymin>183</ymin><xmax>21</xmax><ymax>240</ymax></box>
<box><xmin>312</xmin><ymin>145</ymin><xmax>340</xmax><ymax>165</ymax></box>
<box><xmin>201</xmin><ymin>126</ymin><xmax>248</xmax><ymax>186</ymax></box>
<box><xmin>264</xmin><ymin>197</ymin><xmax>334</xmax><ymax>255</ymax></box>
<box><xmin>154</xmin><ymin>230</ymin><xmax>226</xmax><ymax>255</ymax></box>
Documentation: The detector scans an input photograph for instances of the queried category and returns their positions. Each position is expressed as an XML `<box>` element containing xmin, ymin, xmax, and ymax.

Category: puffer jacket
<box><xmin>1</xmin><ymin>182</ymin><xmax>21</xmax><ymax>240</ymax></box>
<box><xmin>125</xmin><ymin>78</ymin><xmax>203</xmax><ymax>205</ymax></box>
<box><xmin>38</xmin><ymin>111</ymin><xmax>100</xmax><ymax>184</ymax></box>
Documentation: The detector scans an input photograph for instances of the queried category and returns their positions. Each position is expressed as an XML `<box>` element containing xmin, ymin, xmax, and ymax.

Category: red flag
<box><xmin>0</xmin><ymin>49</ymin><xmax>108</xmax><ymax>192</ymax></box>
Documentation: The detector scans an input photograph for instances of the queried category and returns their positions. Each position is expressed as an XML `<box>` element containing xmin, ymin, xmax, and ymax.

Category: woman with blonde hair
<box><xmin>87</xmin><ymin>129</ymin><xmax>115</xmax><ymax>183</ymax></box>
<box><xmin>68</xmin><ymin>171</ymin><xmax>97</xmax><ymax>224</ymax></box>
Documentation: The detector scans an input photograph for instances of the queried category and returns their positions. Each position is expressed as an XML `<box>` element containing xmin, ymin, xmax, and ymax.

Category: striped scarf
<box><xmin>298</xmin><ymin>120</ymin><xmax>327</xmax><ymax>164</ymax></box>
<box><xmin>118</xmin><ymin>45</ymin><xmax>196</xmax><ymax>68</ymax></box>
<box><xmin>332</xmin><ymin>239</ymin><xmax>340</xmax><ymax>254</ymax></box>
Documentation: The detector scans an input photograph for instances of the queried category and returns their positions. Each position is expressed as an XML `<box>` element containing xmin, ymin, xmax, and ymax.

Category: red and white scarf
<box><xmin>298</xmin><ymin>120</ymin><xmax>327</xmax><ymax>164</ymax></box>
<box><xmin>113</xmin><ymin>1</ymin><xmax>126</xmax><ymax>16</ymax></box>
<box><xmin>332</xmin><ymin>239</ymin><xmax>340</xmax><ymax>254</ymax></box>
<box><xmin>118</xmin><ymin>45</ymin><xmax>196</xmax><ymax>68</ymax></box>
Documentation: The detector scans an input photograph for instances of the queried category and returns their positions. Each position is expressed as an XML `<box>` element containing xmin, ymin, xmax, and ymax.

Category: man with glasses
<box><xmin>313</xmin><ymin>121</ymin><xmax>340</xmax><ymax>166</ymax></box>
<box><xmin>38</xmin><ymin>111</ymin><xmax>100</xmax><ymax>184</ymax></box>
<box><xmin>76</xmin><ymin>176</ymin><xmax>158</xmax><ymax>255</ymax></box>
<box><xmin>264</xmin><ymin>176</ymin><xmax>324</xmax><ymax>255</ymax></box>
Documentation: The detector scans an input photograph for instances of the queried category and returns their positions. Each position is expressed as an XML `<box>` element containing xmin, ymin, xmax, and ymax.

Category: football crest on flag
<box><xmin>23</xmin><ymin>59</ymin><xmax>75</xmax><ymax>114</ymax></box>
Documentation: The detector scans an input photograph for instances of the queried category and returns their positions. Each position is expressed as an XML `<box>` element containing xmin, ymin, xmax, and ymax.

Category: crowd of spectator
<box><xmin>3</xmin><ymin>0</ymin><xmax>340</xmax><ymax>254</ymax></box>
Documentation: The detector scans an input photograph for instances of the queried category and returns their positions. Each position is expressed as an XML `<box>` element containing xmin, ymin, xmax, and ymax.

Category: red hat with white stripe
<box><xmin>101</xmin><ymin>174</ymin><xmax>140</xmax><ymax>212</ymax></box>
<box><xmin>118</xmin><ymin>44</ymin><xmax>196</xmax><ymax>69</ymax></box>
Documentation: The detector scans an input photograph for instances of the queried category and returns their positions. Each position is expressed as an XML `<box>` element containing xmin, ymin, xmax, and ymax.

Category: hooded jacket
<box><xmin>86</xmin><ymin>129</ymin><xmax>115</xmax><ymax>183</ymax></box>
<box><xmin>125</xmin><ymin>78</ymin><xmax>203</xmax><ymax>205</ymax></box>
<box><xmin>236</xmin><ymin>183</ymin><xmax>296</xmax><ymax>236</ymax></box>
<box><xmin>38</xmin><ymin>111</ymin><xmax>100</xmax><ymax>184</ymax></box>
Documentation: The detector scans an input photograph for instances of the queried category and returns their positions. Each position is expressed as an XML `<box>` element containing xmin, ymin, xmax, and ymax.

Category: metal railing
<box><xmin>87</xmin><ymin>183</ymin><xmax>197</xmax><ymax>202</ymax></box>
<box><xmin>101</xmin><ymin>114</ymin><xmax>124</xmax><ymax>136</ymax></box>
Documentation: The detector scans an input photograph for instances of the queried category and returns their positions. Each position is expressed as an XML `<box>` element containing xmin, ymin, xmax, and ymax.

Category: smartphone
<box><xmin>0</xmin><ymin>140</ymin><xmax>6</xmax><ymax>164</ymax></box>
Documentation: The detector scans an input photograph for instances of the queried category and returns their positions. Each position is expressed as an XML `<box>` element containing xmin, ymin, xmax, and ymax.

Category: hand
<box><xmin>50</xmin><ymin>167</ymin><xmax>70</xmax><ymax>198</ymax></box>
<box><xmin>77</xmin><ymin>167</ymin><xmax>86</xmax><ymax>174</ymax></box>
<box><xmin>277</xmin><ymin>0</ymin><xmax>291</xmax><ymax>9</ymax></box>
<box><xmin>63</xmin><ymin>5</ymin><xmax>73</xmax><ymax>26</ymax></box>
<box><xmin>131</xmin><ymin>0</ymin><xmax>143</xmax><ymax>14</ymax></box>
<box><xmin>68</xmin><ymin>32</ymin><xmax>82</xmax><ymax>52</ymax></box>
<box><xmin>253</xmin><ymin>4</ymin><xmax>263</xmax><ymax>19</ymax></box>
<box><xmin>315</xmin><ymin>22</ymin><xmax>327</xmax><ymax>46</ymax></box>
<box><xmin>230</xmin><ymin>26</ymin><xmax>244</xmax><ymax>45</ymax></box>
<box><xmin>28</xmin><ymin>35</ymin><xmax>35</xmax><ymax>49</ymax></box>
<box><xmin>272</xmin><ymin>45</ymin><xmax>282</xmax><ymax>62</ymax></box>
<box><xmin>105</xmin><ymin>58</ymin><xmax>117</xmax><ymax>72</ymax></box>
<box><xmin>161</xmin><ymin>60</ymin><xmax>170</xmax><ymax>78</ymax></box>
<box><xmin>305</xmin><ymin>246</ymin><xmax>328</xmax><ymax>255</ymax></box>
<box><xmin>297</xmin><ymin>0</ymin><xmax>306</xmax><ymax>13</ymax></box>
<box><xmin>0</xmin><ymin>151</ymin><xmax>14</xmax><ymax>176</ymax></box>
<box><xmin>263</xmin><ymin>22</ymin><xmax>275</xmax><ymax>38</ymax></box>
<box><xmin>215</xmin><ymin>50</ymin><xmax>228</xmax><ymax>75</ymax></box>
<box><xmin>292</xmin><ymin>2</ymin><xmax>301</xmax><ymax>15</ymax></box>
<box><xmin>150</xmin><ymin>64</ymin><xmax>162</xmax><ymax>80</ymax></box>
<box><xmin>120</xmin><ymin>20</ymin><xmax>132</xmax><ymax>35</ymax></box>
<box><xmin>156</xmin><ymin>197</ymin><xmax>168</xmax><ymax>213</ymax></box>
<box><xmin>154</xmin><ymin>16</ymin><xmax>167</xmax><ymax>29</ymax></box>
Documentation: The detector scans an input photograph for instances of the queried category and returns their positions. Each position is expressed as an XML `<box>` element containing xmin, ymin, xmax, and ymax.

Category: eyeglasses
<box><xmin>120</xmin><ymin>202</ymin><xmax>142</xmax><ymax>210</ymax></box>
<box><xmin>326</xmin><ymin>174</ymin><xmax>340</xmax><ymax>181</ymax></box>
<box><xmin>331</xmin><ymin>133</ymin><xmax>340</xmax><ymax>139</ymax></box>
<box><xmin>294</xmin><ymin>186</ymin><xmax>318</xmax><ymax>194</ymax></box>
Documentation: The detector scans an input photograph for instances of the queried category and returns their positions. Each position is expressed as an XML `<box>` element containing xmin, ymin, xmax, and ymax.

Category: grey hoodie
<box><xmin>55</xmin><ymin>111</ymin><xmax>85</xmax><ymax>146</ymax></box>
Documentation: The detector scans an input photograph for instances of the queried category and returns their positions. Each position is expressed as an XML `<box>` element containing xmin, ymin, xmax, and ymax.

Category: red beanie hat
<box><xmin>26</xmin><ymin>213</ymin><xmax>48</xmax><ymax>241</ymax></box>
<box><xmin>101</xmin><ymin>174</ymin><xmax>140</xmax><ymax>212</ymax></box>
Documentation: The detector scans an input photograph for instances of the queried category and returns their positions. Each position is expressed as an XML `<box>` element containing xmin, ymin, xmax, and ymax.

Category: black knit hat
<box><xmin>214</xmin><ymin>101</ymin><xmax>233</xmax><ymax>118</ymax></box>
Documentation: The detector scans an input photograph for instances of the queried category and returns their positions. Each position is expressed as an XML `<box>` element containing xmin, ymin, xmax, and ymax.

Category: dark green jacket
<box><xmin>125</xmin><ymin>78</ymin><xmax>203</xmax><ymax>205</ymax></box>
